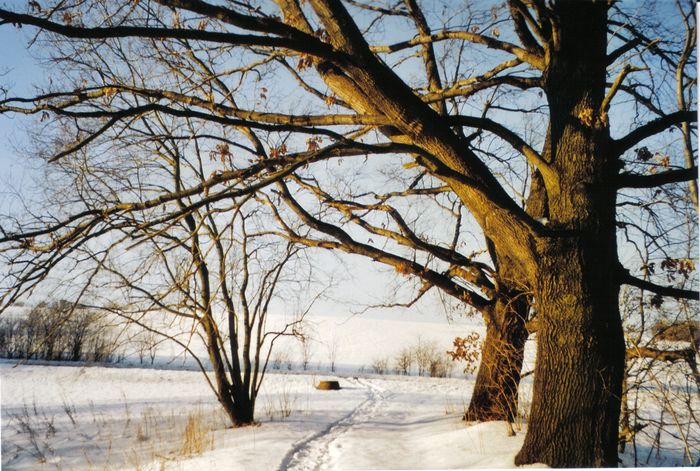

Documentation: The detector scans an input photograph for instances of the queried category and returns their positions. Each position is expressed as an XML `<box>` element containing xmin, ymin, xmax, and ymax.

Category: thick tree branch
<box><xmin>607</xmin><ymin>37</ymin><xmax>642</xmax><ymax>65</ymax></box>
<box><xmin>280</xmin><ymin>0</ymin><xmax>541</xmax><ymax>266</ymax></box>
<box><xmin>404</xmin><ymin>0</ymin><xmax>446</xmax><ymax>115</ymax></box>
<box><xmin>1</xmin><ymin>101</ymin><xmax>380</xmax><ymax>162</ymax></box>
<box><xmin>0</xmin><ymin>141</ymin><xmax>413</xmax><ymax>247</ymax></box>
<box><xmin>423</xmin><ymin>74</ymin><xmax>541</xmax><ymax>103</ymax></box>
<box><xmin>0</xmin><ymin>85</ymin><xmax>383</xmax><ymax>127</ymax></box>
<box><xmin>508</xmin><ymin>0</ymin><xmax>545</xmax><ymax>54</ymax></box>
<box><xmin>619</xmin><ymin>270</ymin><xmax>699</xmax><ymax>301</ymax></box>
<box><xmin>345</xmin><ymin>0</ymin><xmax>409</xmax><ymax>17</ymax></box>
<box><xmin>601</xmin><ymin>64</ymin><xmax>646</xmax><ymax>113</ymax></box>
<box><xmin>291</xmin><ymin>176</ymin><xmax>496</xmax><ymax>294</ymax></box>
<box><xmin>626</xmin><ymin>346</ymin><xmax>696</xmax><ymax>364</ymax></box>
<box><xmin>612</xmin><ymin>110</ymin><xmax>697</xmax><ymax>156</ymax></box>
<box><xmin>154</xmin><ymin>0</ymin><xmax>302</xmax><ymax>38</ymax></box>
<box><xmin>371</xmin><ymin>30</ymin><xmax>545</xmax><ymax>70</ymax></box>
<box><xmin>273</xmin><ymin>181</ymin><xmax>492</xmax><ymax>309</ymax></box>
<box><xmin>617</xmin><ymin>166</ymin><xmax>698</xmax><ymax>189</ymax></box>
<box><xmin>0</xmin><ymin>8</ymin><xmax>338</xmax><ymax>60</ymax></box>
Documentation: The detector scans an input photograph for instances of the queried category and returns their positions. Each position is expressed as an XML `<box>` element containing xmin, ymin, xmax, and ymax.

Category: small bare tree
<box><xmin>394</xmin><ymin>347</ymin><xmax>413</xmax><ymax>376</ymax></box>
<box><xmin>134</xmin><ymin>329</ymin><xmax>161</xmax><ymax>366</ymax></box>
<box><xmin>296</xmin><ymin>322</ymin><xmax>317</xmax><ymax>371</ymax></box>
<box><xmin>98</xmin><ymin>187</ymin><xmax>315</xmax><ymax>426</ymax></box>
<box><xmin>0</xmin><ymin>109</ymin><xmax>319</xmax><ymax>426</ymax></box>
<box><xmin>326</xmin><ymin>336</ymin><xmax>339</xmax><ymax>373</ymax></box>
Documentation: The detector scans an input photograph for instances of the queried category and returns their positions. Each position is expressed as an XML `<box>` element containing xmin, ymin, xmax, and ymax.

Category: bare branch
<box><xmin>0</xmin><ymin>8</ymin><xmax>339</xmax><ymax>59</ymax></box>
<box><xmin>619</xmin><ymin>270</ymin><xmax>699</xmax><ymax>301</ymax></box>
<box><xmin>617</xmin><ymin>166</ymin><xmax>698</xmax><ymax>189</ymax></box>
<box><xmin>612</xmin><ymin>110</ymin><xmax>697</xmax><ymax>157</ymax></box>
<box><xmin>371</xmin><ymin>30</ymin><xmax>545</xmax><ymax>70</ymax></box>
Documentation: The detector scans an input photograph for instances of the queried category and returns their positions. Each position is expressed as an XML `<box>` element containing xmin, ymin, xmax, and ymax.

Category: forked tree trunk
<box><xmin>211</xmin><ymin>361</ymin><xmax>256</xmax><ymax>427</ymax></box>
<box><xmin>203</xmin><ymin>318</ymin><xmax>256</xmax><ymax>427</ymax></box>
<box><xmin>227</xmin><ymin>390</ymin><xmax>255</xmax><ymax>426</ymax></box>
<box><xmin>466</xmin><ymin>291</ymin><xmax>528</xmax><ymax>422</ymax></box>
<box><xmin>209</xmin><ymin>350</ymin><xmax>256</xmax><ymax>427</ymax></box>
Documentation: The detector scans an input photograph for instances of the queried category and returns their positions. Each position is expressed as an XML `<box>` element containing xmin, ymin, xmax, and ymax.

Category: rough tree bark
<box><xmin>515</xmin><ymin>2</ymin><xmax>625</xmax><ymax>466</ymax></box>
<box><xmin>516</xmin><ymin>241</ymin><xmax>624</xmax><ymax>467</ymax></box>
<box><xmin>465</xmin><ymin>283</ymin><xmax>528</xmax><ymax>423</ymax></box>
<box><xmin>467</xmin><ymin>167</ymin><xmax>548</xmax><ymax>423</ymax></box>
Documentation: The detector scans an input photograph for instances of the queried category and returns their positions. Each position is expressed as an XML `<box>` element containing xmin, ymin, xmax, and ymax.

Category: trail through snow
<box><xmin>280</xmin><ymin>378</ymin><xmax>391</xmax><ymax>471</ymax></box>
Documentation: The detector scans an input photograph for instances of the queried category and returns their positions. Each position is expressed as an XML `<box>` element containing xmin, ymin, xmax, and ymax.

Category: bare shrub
<box><xmin>277</xmin><ymin>384</ymin><xmax>297</xmax><ymax>419</ymax></box>
<box><xmin>394</xmin><ymin>347</ymin><xmax>413</xmax><ymax>375</ymax></box>
<box><xmin>326</xmin><ymin>337</ymin><xmax>339</xmax><ymax>372</ymax></box>
<box><xmin>301</xmin><ymin>341</ymin><xmax>312</xmax><ymax>371</ymax></box>
<box><xmin>262</xmin><ymin>396</ymin><xmax>275</xmax><ymax>421</ymax></box>
<box><xmin>298</xmin><ymin>330</ymin><xmax>315</xmax><ymax>371</ymax></box>
<box><xmin>135</xmin><ymin>330</ymin><xmax>160</xmax><ymax>365</ymax></box>
<box><xmin>61</xmin><ymin>399</ymin><xmax>77</xmax><ymax>427</ymax></box>
<box><xmin>428</xmin><ymin>355</ymin><xmax>453</xmax><ymax>378</ymax></box>
<box><xmin>413</xmin><ymin>339</ymin><xmax>452</xmax><ymax>377</ymax></box>
<box><xmin>371</xmin><ymin>357</ymin><xmax>389</xmax><ymax>375</ymax></box>
<box><xmin>413</xmin><ymin>339</ymin><xmax>432</xmax><ymax>376</ymax></box>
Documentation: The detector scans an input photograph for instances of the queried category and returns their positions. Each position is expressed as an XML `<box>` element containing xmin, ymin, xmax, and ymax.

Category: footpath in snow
<box><xmin>281</xmin><ymin>378</ymin><xmax>393</xmax><ymax>470</ymax></box>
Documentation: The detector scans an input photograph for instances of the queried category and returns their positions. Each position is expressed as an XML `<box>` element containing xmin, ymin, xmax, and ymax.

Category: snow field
<box><xmin>1</xmin><ymin>362</ymin><xmax>533</xmax><ymax>470</ymax></box>
<box><xmin>1</xmin><ymin>311</ymin><xmax>697</xmax><ymax>469</ymax></box>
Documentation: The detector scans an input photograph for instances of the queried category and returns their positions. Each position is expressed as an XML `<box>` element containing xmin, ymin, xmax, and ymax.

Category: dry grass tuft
<box><xmin>181</xmin><ymin>412</ymin><xmax>210</xmax><ymax>456</ymax></box>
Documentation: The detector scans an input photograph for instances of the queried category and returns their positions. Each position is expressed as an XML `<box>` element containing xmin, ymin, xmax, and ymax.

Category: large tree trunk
<box><xmin>215</xmin><ymin>393</ymin><xmax>254</xmax><ymax>427</ymax></box>
<box><xmin>210</xmin><ymin>358</ymin><xmax>256</xmax><ymax>427</ymax></box>
<box><xmin>466</xmin><ymin>291</ymin><xmax>528</xmax><ymax>422</ymax></box>
<box><xmin>515</xmin><ymin>241</ymin><xmax>625</xmax><ymax>466</ymax></box>
<box><xmin>467</xmin><ymin>167</ymin><xmax>547</xmax><ymax>423</ymax></box>
<box><xmin>515</xmin><ymin>2</ymin><xmax>626</xmax><ymax>466</ymax></box>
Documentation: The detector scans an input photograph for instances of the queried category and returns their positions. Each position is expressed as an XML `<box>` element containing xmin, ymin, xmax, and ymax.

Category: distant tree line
<box><xmin>0</xmin><ymin>300</ymin><xmax>121</xmax><ymax>362</ymax></box>
<box><xmin>369</xmin><ymin>338</ymin><xmax>454</xmax><ymax>378</ymax></box>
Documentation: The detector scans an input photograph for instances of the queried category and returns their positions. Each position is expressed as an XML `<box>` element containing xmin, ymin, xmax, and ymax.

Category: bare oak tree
<box><xmin>0</xmin><ymin>0</ymin><xmax>697</xmax><ymax>466</ymax></box>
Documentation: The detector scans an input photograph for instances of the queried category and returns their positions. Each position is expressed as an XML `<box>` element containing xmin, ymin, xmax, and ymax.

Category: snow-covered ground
<box><xmin>1</xmin><ymin>362</ymin><xmax>530</xmax><ymax>470</ymax></box>
<box><xmin>1</xmin><ymin>313</ymin><xmax>698</xmax><ymax>469</ymax></box>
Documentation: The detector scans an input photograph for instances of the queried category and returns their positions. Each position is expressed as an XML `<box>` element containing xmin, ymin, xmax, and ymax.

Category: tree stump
<box><xmin>316</xmin><ymin>380</ymin><xmax>341</xmax><ymax>390</ymax></box>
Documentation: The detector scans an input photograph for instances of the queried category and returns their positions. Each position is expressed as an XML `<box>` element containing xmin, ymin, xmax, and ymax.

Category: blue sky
<box><xmin>0</xmin><ymin>1</ymin><xmax>694</xmax><ymax>324</ymax></box>
<box><xmin>0</xmin><ymin>23</ymin><xmax>47</xmax><ymax>205</ymax></box>
<box><xmin>0</xmin><ymin>11</ymin><xmax>472</xmax><ymax>323</ymax></box>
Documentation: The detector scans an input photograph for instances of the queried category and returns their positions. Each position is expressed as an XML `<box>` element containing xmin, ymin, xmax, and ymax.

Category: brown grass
<box><xmin>181</xmin><ymin>412</ymin><xmax>210</xmax><ymax>456</ymax></box>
